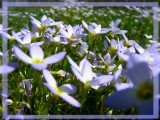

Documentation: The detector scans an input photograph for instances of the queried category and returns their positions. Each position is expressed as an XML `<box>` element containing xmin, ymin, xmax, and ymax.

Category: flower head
<box><xmin>42</xmin><ymin>69</ymin><xmax>81</xmax><ymax>108</ymax></box>
<box><xmin>13</xmin><ymin>45</ymin><xmax>66</xmax><ymax>70</ymax></box>
<box><xmin>103</xmin><ymin>54</ymin><xmax>153</xmax><ymax>115</ymax></box>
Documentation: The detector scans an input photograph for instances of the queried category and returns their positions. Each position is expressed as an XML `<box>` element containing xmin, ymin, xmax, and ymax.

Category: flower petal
<box><xmin>88</xmin><ymin>75</ymin><xmax>114</xmax><ymax>86</ymax></box>
<box><xmin>59</xmin><ymin>84</ymin><xmax>77</xmax><ymax>94</ymax></box>
<box><xmin>95</xmin><ymin>24</ymin><xmax>101</xmax><ymax>33</ymax></box>
<box><xmin>82</xmin><ymin>20</ymin><xmax>88</xmax><ymax>30</ymax></box>
<box><xmin>13</xmin><ymin>46</ymin><xmax>32</xmax><ymax>64</ymax></box>
<box><xmin>67</xmin><ymin>56</ymin><xmax>81</xmax><ymax>72</ymax></box>
<box><xmin>42</xmin><ymin>69</ymin><xmax>57</xmax><ymax>87</ymax></box>
<box><xmin>0</xmin><ymin>31</ymin><xmax>10</xmax><ymax>39</ymax></box>
<box><xmin>59</xmin><ymin>28</ymin><xmax>70</xmax><ymax>38</ymax></box>
<box><xmin>44</xmin><ymin>52</ymin><xmax>66</xmax><ymax>64</ymax></box>
<box><xmin>103</xmin><ymin>88</ymin><xmax>138</xmax><ymax>109</ymax></box>
<box><xmin>127</xmin><ymin>61</ymin><xmax>152</xmax><ymax>86</ymax></box>
<box><xmin>23</xmin><ymin>33</ymin><xmax>31</xmax><ymax>44</ymax></box>
<box><xmin>81</xmin><ymin>60</ymin><xmax>93</xmax><ymax>81</ymax></box>
<box><xmin>67</xmin><ymin>25</ymin><xmax>74</xmax><ymax>37</ymax></box>
<box><xmin>31</xmin><ymin>63</ymin><xmax>47</xmax><ymax>70</ymax></box>
<box><xmin>117</xmin><ymin>52</ymin><xmax>129</xmax><ymax>61</ymax></box>
<box><xmin>43</xmin><ymin>83</ymin><xmax>58</xmax><ymax>95</ymax></box>
<box><xmin>30</xmin><ymin>45</ymin><xmax>44</xmax><ymax>60</ymax></box>
<box><xmin>71</xmin><ymin>66</ymin><xmax>85</xmax><ymax>84</ymax></box>
<box><xmin>115</xmin><ymin>83</ymin><xmax>133</xmax><ymax>91</ymax></box>
<box><xmin>60</xmin><ymin>94</ymin><xmax>81</xmax><ymax>108</ymax></box>
<box><xmin>0</xmin><ymin>62</ymin><xmax>18</xmax><ymax>74</ymax></box>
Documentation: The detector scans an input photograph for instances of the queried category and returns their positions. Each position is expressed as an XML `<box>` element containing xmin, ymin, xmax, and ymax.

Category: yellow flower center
<box><xmin>32</xmin><ymin>58</ymin><xmax>43</xmax><ymax>64</ymax></box>
<box><xmin>55</xmin><ymin>87</ymin><xmax>63</xmax><ymax>95</ymax></box>
<box><xmin>124</xmin><ymin>41</ymin><xmax>131</xmax><ymax>47</ymax></box>
<box><xmin>136</xmin><ymin>81</ymin><xmax>153</xmax><ymax>100</ymax></box>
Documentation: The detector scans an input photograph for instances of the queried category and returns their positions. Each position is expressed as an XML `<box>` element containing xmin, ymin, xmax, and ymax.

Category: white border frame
<box><xmin>2</xmin><ymin>2</ymin><xmax>159</xmax><ymax>119</ymax></box>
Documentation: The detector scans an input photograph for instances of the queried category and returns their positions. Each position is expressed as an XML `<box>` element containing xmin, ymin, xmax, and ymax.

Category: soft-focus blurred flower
<box><xmin>0</xmin><ymin>62</ymin><xmax>18</xmax><ymax>74</ymax></box>
<box><xmin>20</xmin><ymin>79</ymin><xmax>32</xmax><ymax>97</ymax></box>
<box><xmin>42</xmin><ymin>69</ymin><xmax>81</xmax><ymax>108</ymax></box>
<box><xmin>107</xmin><ymin>19</ymin><xmax>127</xmax><ymax>36</ymax></box>
<box><xmin>30</xmin><ymin>15</ymin><xmax>51</xmax><ymax>32</ymax></box>
<box><xmin>103</xmin><ymin>54</ymin><xmax>153</xmax><ymax>115</ymax></box>
<box><xmin>5</xmin><ymin>99</ymin><xmax>13</xmax><ymax>105</ymax></box>
<box><xmin>0</xmin><ymin>31</ymin><xmax>22</xmax><ymax>42</ymax></box>
<box><xmin>13</xmin><ymin>45</ymin><xmax>66</xmax><ymax>70</ymax></box>
<box><xmin>0</xmin><ymin>24</ymin><xmax>11</xmax><ymax>31</ymax></box>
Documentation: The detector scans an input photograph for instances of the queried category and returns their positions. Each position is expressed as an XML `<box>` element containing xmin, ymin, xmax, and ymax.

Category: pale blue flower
<box><xmin>67</xmin><ymin>56</ymin><xmax>114</xmax><ymax>89</ymax></box>
<box><xmin>0</xmin><ymin>31</ymin><xmax>22</xmax><ymax>42</ymax></box>
<box><xmin>108</xmin><ymin>19</ymin><xmax>127</xmax><ymax>35</ymax></box>
<box><xmin>0</xmin><ymin>62</ymin><xmax>18</xmax><ymax>74</ymax></box>
<box><xmin>13</xmin><ymin>45</ymin><xmax>66</xmax><ymax>70</ymax></box>
<box><xmin>42</xmin><ymin>69</ymin><xmax>81</xmax><ymax>108</ymax></box>
<box><xmin>82</xmin><ymin>20</ymin><xmax>110</xmax><ymax>35</ymax></box>
<box><xmin>103</xmin><ymin>54</ymin><xmax>153</xmax><ymax>115</ymax></box>
<box><xmin>59</xmin><ymin>24</ymin><xmax>87</xmax><ymax>43</ymax></box>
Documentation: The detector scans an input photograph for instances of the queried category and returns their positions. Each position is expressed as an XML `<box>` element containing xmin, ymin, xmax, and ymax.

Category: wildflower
<box><xmin>103</xmin><ymin>54</ymin><xmax>153</xmax><ymax>115</ymax></box>
<box><xmin>108</xmin><ymin>19</ymin><xmax>127</xmax><ymax>36</ymax></box>
<box><xmin>68</xmin><ymin>56</ymin><xmax>114</xmax><ymax>89</ymax></box>
<box><xmin>82</xmin><ymin>20</ymin><xmax>110</xmax><ymax>35</ymax></box>
<box><xmin>59</xmin><ymin>24</ymin><xmax>87</xmax><ymax>43</ymax></box>
<box><xmin>13</xmin><ymin>45</ymin><xmax>66</xmax><ymax>70</ymax></box>
<box><xmin>30</xmin><ymin>15</ymin><xmax>51</xmax><ymax>32</ymax></box>
<box><xmin>0</xmin><ymin>31</ymin><xmax>22</xmax><ymax>42</ymax></box>
<box><xmin>0</xmin><ymin>62</ymin><xmax>18</xmax><ymax>74</ymax></box>
<box><xmin>42</xmin><ymin>69</ymin><xmax>81</xmax><ymax>108</ymax></box>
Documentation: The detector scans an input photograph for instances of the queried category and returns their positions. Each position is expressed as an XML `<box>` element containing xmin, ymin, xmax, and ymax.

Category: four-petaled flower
<box><xmin>103</xmin><ymin>54</ymin><xmax>153</xmax><ymax>115</ymax></box>
<box><xmin>42</xmin><ymin>69</ymin><xmax>81</xmax><ymax>108</ymax></box>
<box><xmin>13</xmin><ymin>45</ymin><xmax>66</xmax><ymax>70</ymax></box>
